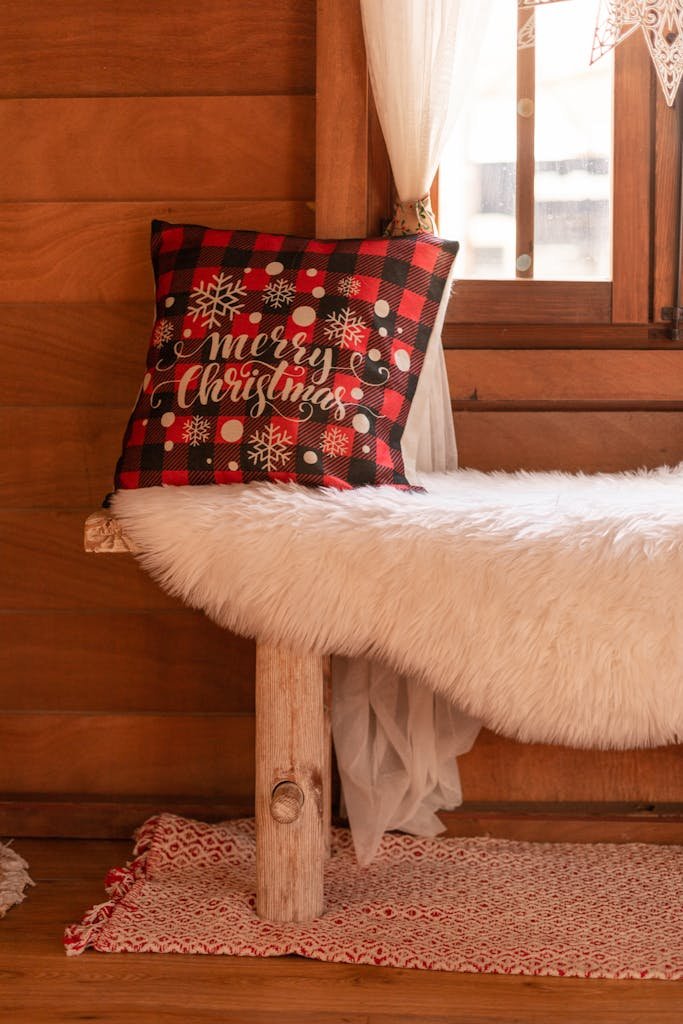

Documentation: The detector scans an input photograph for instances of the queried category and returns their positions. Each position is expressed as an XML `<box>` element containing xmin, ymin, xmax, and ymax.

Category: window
<box><xmin>439</xmin><ymin>0</ymin><xmax>613</xmax><ymax>283</ymax></box>
<box><xmin>317</xmin><ymin>0</ymin><xmax>679</xmax><ymax>333</ymax></box>
<box><xmin>435</xmin><ymin>2</ymin><xmax>676</xmax><ymax>330</ymax></box>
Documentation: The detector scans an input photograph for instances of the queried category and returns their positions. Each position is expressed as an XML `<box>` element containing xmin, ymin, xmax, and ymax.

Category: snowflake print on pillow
<box><xmin>115</xmin><ymin>220</ymin><xmax>459</xmax><ymax>490</ymax></box>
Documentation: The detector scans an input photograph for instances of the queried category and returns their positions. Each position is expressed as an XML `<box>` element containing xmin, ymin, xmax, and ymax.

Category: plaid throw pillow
<box><xmin>115</xmin><ymin>220</ymin><xmax>459</xmax><ymax>490</ymax></box>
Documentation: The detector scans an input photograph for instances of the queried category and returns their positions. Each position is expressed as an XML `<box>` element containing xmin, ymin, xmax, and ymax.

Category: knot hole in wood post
<box><xmin>270</xmin><ymin>780</ymin><xmax>304</xmax><ymax>824</ymax></box>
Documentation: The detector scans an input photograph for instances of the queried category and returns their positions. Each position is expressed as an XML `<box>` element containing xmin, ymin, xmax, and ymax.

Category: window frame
<box><xmin>443</xmin><ymin>30</ymin><xmax>655</xmax><ymax>326</ymax></box>
<box><xmin>317</xmin><ymin>1</ymin><xmax>681</xmax><ymax>341</ymax></box>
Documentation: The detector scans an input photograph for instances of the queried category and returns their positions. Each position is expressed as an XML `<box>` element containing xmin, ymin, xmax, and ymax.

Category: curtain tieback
<box><xmin>385</xmin><ymin>193</ymin><xmax>437</xmax><ymax>237</ymax></box>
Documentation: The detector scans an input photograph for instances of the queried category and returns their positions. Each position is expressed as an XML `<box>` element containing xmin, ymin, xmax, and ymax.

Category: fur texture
<box><xmin>112</xmin><ymin>465</ymin><xmax>683</xmax><ymax>750</ymax></box>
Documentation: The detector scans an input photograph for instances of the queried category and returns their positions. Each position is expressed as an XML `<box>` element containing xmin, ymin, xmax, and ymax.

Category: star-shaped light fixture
<box><xmin>518</xmin><ymin>0</ymin><xmax>683</xmax><ymax>105</ymax></box>
<box><xmin>592</xmin><ymin>1</ymin><xmax>683</xmax><ymax>105</ymax></box>
<box><xmin>517</xmin><ymin>2</ymin><xmax>578</xmax><ymax>52</ymax></box>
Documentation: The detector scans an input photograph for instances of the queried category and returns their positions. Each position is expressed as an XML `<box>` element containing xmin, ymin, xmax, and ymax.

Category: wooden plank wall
<box><xmin>1</xmin><ymin>1</ymin><xmax>680</xmax><ymax>838</ymax></box>
<box><xmin>0</xmin><ymin>0</ymin><xmax>316</xmax><ymax>833</ymax></box>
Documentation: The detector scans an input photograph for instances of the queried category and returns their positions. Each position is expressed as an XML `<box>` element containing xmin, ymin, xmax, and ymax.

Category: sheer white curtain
<box><xmin>332</xmin><ymin>0</ymin><xmax>488</xmax><ymax>865</ymax></box>
<box><xmin>362</xmin><ymin>0</ymin><xmax>484</xmax><ymax>229</ymax></box>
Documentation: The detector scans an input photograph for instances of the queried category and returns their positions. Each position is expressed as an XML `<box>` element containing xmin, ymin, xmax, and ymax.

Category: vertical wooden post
<box><xmin>515</xmin><ymin>6</ymin><xmax>535</xmax><ymax>280</ymax></box>
<box><xmin>253</xmin><ymin>0</ymin><xmax>376</xmax><ymax>924</ymax></box>
<box><xmin>316</xmin><ymin>0</ymin><xmax>369</xmax><ymax>238</ymax></box>
<box><xmin>653</xmin><ymin>76</ymin><xmax>682</xmax><ymax>326</ymax></box>
<box><xmin>322</xmin><ymin>655</ymin><xmax>333</xmax><ymax>859</ymax></box>
<box><xmin>255</xmin><ymin>645</ymin><xmax>328</xmax><ymax>922</ymax></box>
<box><xmin>612</xmin><ymin>32</ymin><xmax>653</xmax><ymax>323</ymax></box>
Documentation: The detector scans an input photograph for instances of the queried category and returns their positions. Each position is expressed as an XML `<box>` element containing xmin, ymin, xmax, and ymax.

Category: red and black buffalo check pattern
<box><xmin>115</xmin><ymin>220</ymin><xmax>459</xmax><ymax>490</ymax></box>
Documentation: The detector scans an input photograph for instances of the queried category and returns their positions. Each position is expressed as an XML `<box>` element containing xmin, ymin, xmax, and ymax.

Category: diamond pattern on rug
<box><xmin>65</xmin><ymin>814</ymin><xmax>682</xmax><ymax>979</ymax></box>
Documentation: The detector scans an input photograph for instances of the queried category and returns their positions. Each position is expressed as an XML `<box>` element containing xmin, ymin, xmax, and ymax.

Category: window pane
<box><xmin>440</xmin><ymin>0</ymin><xmax>517</xmax><ymax>279</ymax></box>
<box><xmin>534</xmin><ymin>0</ymin><xmax>612</xmax><ymax>279</ymax></box>
<box><xmin>439</xmin><ymin>0</ymin><xmax>613</xmax><ymax>281</ymax></box>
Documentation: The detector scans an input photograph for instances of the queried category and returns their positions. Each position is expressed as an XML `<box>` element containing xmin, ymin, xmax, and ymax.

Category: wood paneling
<box><xmin>0</xmin><ymin>97</ymin><xmax>315</xmax><ymax>201</ymax></box>
<box><xmin>446</xmin><ymin>350</ymin><xmax>683</xmax><ymax>405</ymax></box>
<box><xmin>0</xmin><ymin>201</ymin><xmax>315</xmax><ymax>303</ymax></box>
<box><xmin>316</xmin><ymin>0</ymin><xmax>369</xmax><ymax>238</ymax></box>
<box><xmin>442</xmin><ymin>805</ymin><xmax>683</xmax><ymax>845</ymax></box>
<box><xmin>4</xmin><ymin>798</ymin><xmax>681</xmax><ymax>843</ymax></box>
<box><xmin>0</xmin><ymin>798</ymin><xmax>254</xmax><ymax>839</ymax></box>
<box><xmin>366</xmin><ymin>92</ymin><xmax>392</xmax><ymax>236</ymax></box>
<box><xmin>443</xmin><ymin>322</ymin><xmax>679</xmax><ymax>348</ymax></box>
<box><xmin>0</xmin><ymin>612</ymin><xmax>254</xmax><ymax>712</ymax></box>
<box><xmin>0</xmin><ymin>511</ymin><xmax>179</xmax><ymax>610</ymax></box>
<box><xmin>448</xmin><ymin>280</ymin><xmax>611</xmax><ymax>324</ymax></box>
<box><xmin>2</xmin><ymin>713</ymin><xmax>255</xmax><ymax>797</ymax></box>
<box><xmin>612</xmin><ymin>34</ymin><xmax>653</xmax><ymax>323</ymax></box>
<box><xmin>0</xmin><ymin>0</ymin><xmax>318</xmax><ymax>837</ymax></box>
<box><xmin>0</xmin><ymin>0</ymin><xmax>316</xmax><ymax>98</ymax></box>
<box><xmin>458</xmin><ymin>731</ymin><xmax>683</xmax><ymax>804</ymax></box>
<box><xmin>0</xmin><ymin>303</ymin><xmax>150</xmax><ymax>406</ymax></box>
<box><xmin>26</xmin><ymin>405</ymin><xmax>658</xmax><ymax>523</ymax></box>
<box><xmin>2</xmin><ymin>715</ymin><xmax>680</xmax><ymax>805</ymax></box>
<box><xmin>653</xmin><ymin>87</ymin><xmax>682</xmax><ymax>323</ymax></box>
<box><xmin>455</xmin><ymin>411</ymin><xmax>683</xmax><ymax>472</ymax></box>
<box><xmin>0</xmin><ymin>407</ymin><xmax>125</xmax><ymax>508</ymax></box>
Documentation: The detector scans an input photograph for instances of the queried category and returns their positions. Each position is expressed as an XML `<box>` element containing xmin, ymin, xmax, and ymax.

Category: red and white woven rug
<box><xmin>65</xmin><ymin>814</ymin><xmax>682</xmax><ymax>979</ymax></box>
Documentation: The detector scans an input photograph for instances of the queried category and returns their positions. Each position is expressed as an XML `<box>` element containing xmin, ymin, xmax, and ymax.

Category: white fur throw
<box><xmin>112</xmin><ymin>464</ymin><xmax>683</xmax><ymax>750</ymax></box>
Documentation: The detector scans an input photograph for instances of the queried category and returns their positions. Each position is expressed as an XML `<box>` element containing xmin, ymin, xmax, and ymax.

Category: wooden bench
<box><xmin>85</xmin><ymin>510</ymin><xmax>331</xmax><ymax>923</ymax></box>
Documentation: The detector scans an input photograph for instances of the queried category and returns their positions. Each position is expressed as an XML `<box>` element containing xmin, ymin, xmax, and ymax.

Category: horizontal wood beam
<box><xmin>0</xmin><ymin>97</ymin><xmax>315</xmax><ymax>202</ymax></box>
<box><xmin>443</xmin><ymin>323</ymin><xmax>681</xmax><ymax>348</ymax></box>
<box><xmin>0</xmin><ymin>201</ymin><xmax>315</xmax><ymax>303</ymax></box>
<box><xmin>441</xmin><ymin>802</ymin><xmax>683</xmax><ymax>845</ymax></box>
<box><xmin>0</xmin><ymin>303</ymin><xmax>150</xmax><ymax>406</ymax></box>
<box><xmin>5</xmin><ymin>404</ymin><xmax>683</xmax><ymax>513</ymax></box>
<box><xmin>2</xmin><ymin>716</ymin><xmax>680</xmax><ymax>805</ymax></box>
<box><xmin>0</xmin><ymin>510</ymin><xmax>179</xmax><ymax>611</ymax></box>
<box><xmin>446</xmin><ymin>350</ymin><xmax>683</xmax><ymax>405</ymax></box>
<box><xmin>0</xmin><ymin>0</ymin><xmax>316</xmax><ymax>98</ymax></box>
<box><xmin>448</xmin><ymin>281</ymin><xmax>611</xmax><ymax>325</ymax></box>
<box><xmin>1</xmin><ymin>713</ymin><xmax>256</xmax><ymax>798</ymax></box>
<box><xmin>0</xmin><ymin>796</ymin><xmax>254</xmax><ymax>839</ymax></box>
<box><xmin>2</xmin><ymin>796</ymin><xmax>681</xmax><ymax>842</ymax></box>
<box><xmin>454</xmin><ymin>410</ymin><xmax>683</xmax><ymax>472</ymax></box>
<box><xmin>0</xmin><ymin>407</ymin><xmax>127</xmax><ymax>508</ymax></box>
<box><xmin>0</xmin><ymin>611</ymin><xmax>254</xmax><ymax>713</ymax></box>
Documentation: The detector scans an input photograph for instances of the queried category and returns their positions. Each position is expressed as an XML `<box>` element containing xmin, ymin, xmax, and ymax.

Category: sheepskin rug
<box><xmin>112</xmin><ymin>464</ymin><xmax>683</xmax><ymax>750</ymax></box>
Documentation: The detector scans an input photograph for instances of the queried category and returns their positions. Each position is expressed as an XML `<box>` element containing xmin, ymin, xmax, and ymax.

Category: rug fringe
<box><xmin>63</xmin><ymin>814</ymin><xmax>162</xmax><ymax>956</ymax></box>
<box><xmin>0</xmin><ymin>841</ymin><xmax>35</xmax><ymax>918</ymax></box>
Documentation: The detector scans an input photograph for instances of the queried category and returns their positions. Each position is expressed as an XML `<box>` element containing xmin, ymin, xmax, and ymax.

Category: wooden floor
<box><xmin>1</xmin><ymin>839</ymin><xmax>680</xmax><ymax>1024</ymax></box>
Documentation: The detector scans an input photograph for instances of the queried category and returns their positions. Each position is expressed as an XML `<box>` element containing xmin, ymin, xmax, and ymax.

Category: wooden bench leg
<box><xmin>255</xmin><ymin>644</ymin><xmax>330</xmax><ymax>922</ymax></box>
